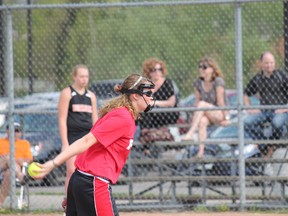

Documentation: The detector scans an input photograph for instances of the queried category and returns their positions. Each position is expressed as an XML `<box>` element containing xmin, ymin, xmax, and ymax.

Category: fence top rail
<box><xmin>133</xmin><ymin>138</ymin><xmax>288</xmax><ymax>146</ymax></box>
<box><xmin>0</xmin><ymin>0</ymin><xmax>277</xmax><ymax>11</ymax></box>
<box><xmin>128</xmin><ymin>157</ymin><xmax>288</xmax><ymax>165</ymax></box>
<box><xmin>149</xmin><ymin>104</ymin><xmax>288</xmax><ymax>113</ymax></box>
<box><xmin>1</xmin><ymin>102</ymin><xmax>288</xmax><ymax>114</ymax></box>
<box><xmin>118</xmin><ymin>175</ymin><xmax>288</xmax><ymax>182</ymax></box>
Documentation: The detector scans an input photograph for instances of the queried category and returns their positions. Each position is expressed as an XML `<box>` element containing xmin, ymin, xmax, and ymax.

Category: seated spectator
<box><xmin>244</xmin><ymin>51</ymin><xmax>288</xmax><ymax>163</ymax></box>
<box><xmin>0</xmin><ymin>122</ymin><xmax>33</xmax><ymax>207</ymax></box>
<box><xmin>182</xmin><ymin>57</ymin><xmax>229</xmax><ymax>158</ymax></box>
<box><xmin>139</xmin><ymin>58</ymin><xmax>179</xmax><ymax>154</ymax></box>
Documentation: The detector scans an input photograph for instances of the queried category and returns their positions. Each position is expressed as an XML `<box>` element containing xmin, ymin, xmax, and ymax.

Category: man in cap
<box><xmin>0</xmin><ymin>122</ymin><xmax>33</xmax><ymax>207</ymax></box>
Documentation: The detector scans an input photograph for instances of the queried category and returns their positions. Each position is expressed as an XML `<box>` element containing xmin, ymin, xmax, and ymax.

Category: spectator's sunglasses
<box><xmin>199</xmin><ymin>64</ymin><xmax>209</xmax><ymax>70</ymax></box>
<box><xmin>15</xmin><ymin>129</ymin><xmax>21</xmax><ymax>133</ymax></box>
<box><xmin>151</xmin><ymin>67</ymin><xmax>163</xmax><ymax>73</ymax></box>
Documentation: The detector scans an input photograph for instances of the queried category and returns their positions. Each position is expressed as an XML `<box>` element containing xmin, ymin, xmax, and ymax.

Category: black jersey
<box><xmin>139</xmin><ymin>78</ymin><xmax>179</xmax><ymax>129</ymax></box>
<box><xmin>67</xmin><ymin>85</ymin><xmax>93</xmax><ymax>144</ymax></box>
<box><xmin>244</xmin><ymin>70</ymin><xmax>288</xmax><ymax>106</ymax></box>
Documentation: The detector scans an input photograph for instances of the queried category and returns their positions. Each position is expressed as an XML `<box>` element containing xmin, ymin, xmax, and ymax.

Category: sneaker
<box><xmin>61</xmin><ymin>197</ymin><xmax>67</xmax><ymax>212</ymax></box>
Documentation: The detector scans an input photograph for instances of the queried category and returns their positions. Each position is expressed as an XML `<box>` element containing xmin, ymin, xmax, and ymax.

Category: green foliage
<box><xmin>194</xmin><ymin>205</ymin><xmax>209</xmax><ymax>212</ymax></box>
<box><xmin>5</xmin><ymin>1</ymin><xmax>285</xmax><ymax>96</ymax></box>
<box><xmin>216</xmin><ymin>204</ymin><xmax>230</xmax><ymax>212</ymax></box>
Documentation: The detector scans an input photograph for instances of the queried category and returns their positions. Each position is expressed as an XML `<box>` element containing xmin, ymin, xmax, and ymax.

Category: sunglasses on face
<box><xmin>199</xmin><ymin>64</ymin><xmax>209</xmax><ymax>70</ymax></box>
<box><xmin>151</xmin><ymin>67</ymin><xmax>163</xmax><ymax>73</ymax></box>
<box><xmin>142</xmin><ymin>90</ymin><xmax>153</xmax><ymax>97</ymax></box>
<box><xmin>15</xmin><ymin>129</ymin><xmax>20</xmax><ymax>133</ymax></box>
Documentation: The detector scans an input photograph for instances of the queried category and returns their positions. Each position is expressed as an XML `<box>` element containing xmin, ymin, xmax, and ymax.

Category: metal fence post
<box><xmin>5</xmin><ymin>8</ymin><xmax>16</xmax><ymax>209</ymax></box>
<box><xmin>0</xmin><ymin>0</ymin><xmax>285</xmax><ymax>211</ymax></box>
<box><xmin>235</xmin><ymin>2</ymin><xmax>246</xmax><ymax>211</ymax></box>
<box><xmin>284</xmin><ymin>0</ymin><xmax>288</xmax><ymax>72</ymax></box>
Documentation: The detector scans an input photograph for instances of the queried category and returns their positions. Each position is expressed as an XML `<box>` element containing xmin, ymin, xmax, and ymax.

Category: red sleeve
<box><xmin>90</xmin><ymin>109</ymin><xmax>133</xmax><ymax>148</ymax></box>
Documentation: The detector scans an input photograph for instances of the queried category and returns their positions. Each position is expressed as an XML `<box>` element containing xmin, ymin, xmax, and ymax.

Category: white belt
<box><xmin>77</xmin><ymin>169</ymin><xmax>110</xmax><ymax>184</ymax></box>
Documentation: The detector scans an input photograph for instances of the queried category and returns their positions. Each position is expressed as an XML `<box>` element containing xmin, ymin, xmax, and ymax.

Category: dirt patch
<box><xmin>121</xmin><ymin>212</ymin><xmax>288</xmax><ymax>216</ymax></box>
<box><xmin>5</xmin><ymin>212</ymin><xmax>288</xmax><ymax>216</ymax></box>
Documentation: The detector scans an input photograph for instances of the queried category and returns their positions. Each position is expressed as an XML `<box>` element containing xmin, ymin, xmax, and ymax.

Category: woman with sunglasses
<box><xmin>182</xmin><ymin>57</ymin><xmax>229</xmax><ymax>158</ymax></box>
<box><xmin>31</xmin><ymin>74</ymin><xmax>155</xmax><ymax>216</ymax></box>
<box><xmin>139</xmin><ymin>58</ymin><xmax>179</xmax><ymax>153</ymax></box>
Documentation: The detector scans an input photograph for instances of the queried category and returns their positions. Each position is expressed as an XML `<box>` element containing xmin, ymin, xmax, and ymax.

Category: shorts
<box><xmin>68</xmin><ymin>131</ymin><xmax>89</xmax><ymax>145</ymax></box>
<box><xmin>66</xmin><ymin>170</ymin><xmax>118</xmax><ymax>216</ymax></box>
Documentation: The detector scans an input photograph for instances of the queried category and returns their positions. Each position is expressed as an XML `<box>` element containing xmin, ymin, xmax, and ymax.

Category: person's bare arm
<box><xmin>194</xmin><ymin>88</ymin><xmax>201</xmax><ymax>107</ymax></box>
<box><xmin>216</xmin><ymin>86</ymin><xmax>228</xmax><ymax>119</ymax></box>
<box><xmin>33</xmin><ymin>132</ymin><xmax>97</xmax><ymax>179</ymax></box>
<box><xmin>15</xmin><ymin>158</ymin><xmax>32</xmax><ymax>166</ymax></box>
<box><xmin>243</xmin><ymin>94</ymin><xmax>251</xmax><ymax>106</ymax></box>
<box><xmin>58</xmin><ymin>88</ymin><xmax>71</xmax><ymax>151</ymax></box>
<box><xmin>155</xmin><ymin>95</ymin><xmax>176</xmax><ymax>107</ymax></box>
<box><xmin>88</xmin><ymin>90</ymin><xmax>98</xmax><ymax>124</ymax></box>
<box><xmin>275</xmin><ymin>108</ymin><xmax>288</xmax><ymax>114</ymax></box>
<box><xmin>0</xmin><ymin>155</ymin><xmax>9</xmax><ymax>169</ymax></box>
<box><xmin>244</xmin><ymin>94</ymin><xmax>260</xmax><ymax>114</ymax></box>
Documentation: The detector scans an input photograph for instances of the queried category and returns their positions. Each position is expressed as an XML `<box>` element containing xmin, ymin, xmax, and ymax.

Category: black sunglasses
<box><xmin>15</xmin><ymin>129</ymin><xmax>21</xmax><ymax>133</ymax></box>
<box><xmin>151</xmin><ymin>67</ymin><xmax>163</xmax><ymax>73</ymax></box>
<box><xmin>142</xmin><ymin>90</ymin><xmax>153</xmax><ymax>97</ymax></box>
<box><xmin>199</xmin><ymin>64</ymin><xmax>209</xmax><ymax>70</ymax></box>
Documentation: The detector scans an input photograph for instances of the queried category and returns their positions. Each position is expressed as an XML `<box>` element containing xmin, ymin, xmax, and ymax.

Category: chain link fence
<box><xmin>0</xmin><ymin>0</ymin><xmax>288</xmax><ymax>212</ymax></box>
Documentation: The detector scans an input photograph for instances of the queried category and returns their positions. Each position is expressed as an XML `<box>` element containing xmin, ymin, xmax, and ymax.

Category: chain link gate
<box><xmin>0</xmin><ymin>0</ymin><xmax>287</xmax><ymax>212</ymax></box>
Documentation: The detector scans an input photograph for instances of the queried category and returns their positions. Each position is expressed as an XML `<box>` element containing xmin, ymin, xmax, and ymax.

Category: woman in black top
<box><xmin>138</xmin><ymin>58</ymin><xmax>179</xmax><ymax>154</ymax></box>
<box><xmin>140</xmin><ymin>78</ymin><xmax>178</xmax><ymax>129</ymax></box>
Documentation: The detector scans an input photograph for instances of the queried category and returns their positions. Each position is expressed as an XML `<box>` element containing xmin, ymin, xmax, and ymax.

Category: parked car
<box><xmin>22</xmin><ymin>113</ymin><xmax>65</xmax><ymax>186</ymax></box>
<box><xmin>90</xmin><ymin>79</ymin><xmax>123</xmax><ymax>108</ymax></box>
<box><xmin>22</xmin><ymin>92</ymin><xmax>60</xmax><ymax>102</ymax></box>
<box><xmin>0</xmin><ymin>102</ymin><xmax>65</xmax><ymax>186</ymax></box>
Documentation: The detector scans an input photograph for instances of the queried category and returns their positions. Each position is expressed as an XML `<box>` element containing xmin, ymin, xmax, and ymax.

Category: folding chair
<box><xmin>16</xmin><ymin>162</ymin><xmax>30</xmax><ymax>210</ymax></box>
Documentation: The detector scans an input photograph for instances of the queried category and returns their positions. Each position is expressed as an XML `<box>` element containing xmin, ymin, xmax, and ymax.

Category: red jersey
<box><xmin>74</xmin><ymin>107</ymin><xmax>136</xmax><ymax>184</ymax></box>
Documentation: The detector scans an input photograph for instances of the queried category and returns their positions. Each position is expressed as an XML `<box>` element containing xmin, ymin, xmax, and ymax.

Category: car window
<box><xmin>90</xmin><ymin>79</ymin><xmax>123</xmax><ymax>108</ymax></box>
<box><xmin>90</xmin><ymin>79</ymin><xmax>123</xmax><ymax>99</ymax></box>
<box><xmin>228</xmin><ymin>95</ymin><xmax>260</xmax><ymax>106</ymax></box>
<box><xmin>250</xmin><ymin>96</ymin><xmax>260</xmax><ymax>105</ymax></box>
<box><xmin>15</xmin><ymin>114</ymin><xmax>59</xmax><ymax>133</ymax></box>
<box><xmin>179</xmin><ymin>95</ymin><xmax>195</xmax><ymax>107</ymax></box>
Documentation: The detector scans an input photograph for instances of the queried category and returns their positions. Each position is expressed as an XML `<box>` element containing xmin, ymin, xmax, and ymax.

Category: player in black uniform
<box><xmin>58</xmin><ymin>64</ymin><xmax>98</xmax><ymax>211</ymax></box>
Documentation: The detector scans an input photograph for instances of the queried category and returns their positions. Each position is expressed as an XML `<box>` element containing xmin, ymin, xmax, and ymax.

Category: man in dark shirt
<box><xmin>244</xmin><ymin>51</ymin><xmax>288</xmax><ymax>161</ymax></box>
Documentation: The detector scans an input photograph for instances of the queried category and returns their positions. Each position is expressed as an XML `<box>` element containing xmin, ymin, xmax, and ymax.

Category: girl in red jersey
<box><xmin>32</xmin><ymin>74</ymin><xmax>155</xmax><ymax>216</ymax></box>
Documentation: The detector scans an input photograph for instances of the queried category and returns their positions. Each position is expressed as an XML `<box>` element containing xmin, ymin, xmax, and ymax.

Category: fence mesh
<box><xmin>0</xmin><ymin>0</ymin><xmax>287</xmax><ymax>212</ymax></box>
